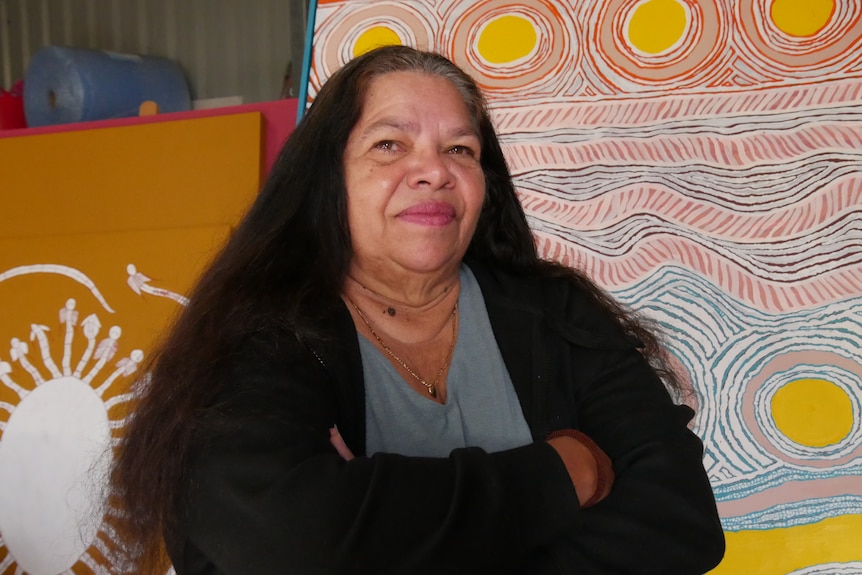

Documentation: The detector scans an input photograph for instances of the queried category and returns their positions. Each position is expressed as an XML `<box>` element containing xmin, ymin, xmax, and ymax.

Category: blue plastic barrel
<box><xmin>24</xmin><ymin>46</ymin><xmax>191</xmax><ymax>127</ymax></box>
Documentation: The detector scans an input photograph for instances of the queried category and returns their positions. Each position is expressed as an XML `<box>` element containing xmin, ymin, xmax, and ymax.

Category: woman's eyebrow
<box><xmin>448</xmin><ymin>126</ymin><xmax>480</xmax><ymax>140</ymax></box>
<box><xmin>358</xmin><ymin>118</ymin><xmax>417</xmax><ymax>138</ymax></box>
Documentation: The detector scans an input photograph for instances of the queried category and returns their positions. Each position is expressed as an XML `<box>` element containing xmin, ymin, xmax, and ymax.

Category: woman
<box><xmin>112</xmin><ymin>45</ymin><xmax>725</xmax><ymax>574</ymax></box>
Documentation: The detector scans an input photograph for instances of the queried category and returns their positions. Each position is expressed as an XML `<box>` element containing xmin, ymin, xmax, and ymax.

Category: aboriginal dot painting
<box><xmin>306</xmin><ymin>0</ymin><xmax>862</xmax><ymax>572</ymax></box>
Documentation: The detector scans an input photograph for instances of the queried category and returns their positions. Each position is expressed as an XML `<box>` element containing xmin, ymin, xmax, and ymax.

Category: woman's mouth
<box><xmin>398</xmin><ymin>202</ymin><xmax>456</xmax><ymax>226</ymax></box>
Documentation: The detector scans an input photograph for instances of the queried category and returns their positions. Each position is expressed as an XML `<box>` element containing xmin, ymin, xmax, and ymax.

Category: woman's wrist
<box><xmin>546</xmin><ymin>429</ymin><xmax>615</xmax><ymax>507</ymax></box>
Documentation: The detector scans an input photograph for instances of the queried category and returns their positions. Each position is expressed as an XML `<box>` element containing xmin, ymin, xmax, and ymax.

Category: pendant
<box><xmin>427</xmin><ymin>384</ymin><xmax>437</xmax><ymax>398</ymax></box>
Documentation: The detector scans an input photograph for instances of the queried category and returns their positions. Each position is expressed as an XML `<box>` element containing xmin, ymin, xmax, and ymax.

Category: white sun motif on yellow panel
<box><xmin>0</xmin><ymin>264</ymin><xmax>183</xmax><ymax>575</ymax></box>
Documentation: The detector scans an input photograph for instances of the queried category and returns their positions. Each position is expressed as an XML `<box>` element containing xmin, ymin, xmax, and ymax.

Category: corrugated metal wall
<box><xmin>0</xmin><ymin>0</ymin><xmax>308</xmax><ymax>103</ymax></box>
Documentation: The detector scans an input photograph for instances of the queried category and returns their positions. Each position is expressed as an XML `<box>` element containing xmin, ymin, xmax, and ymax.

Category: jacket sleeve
<box><xmin>527</xmin><ymin>321</ymin><xmax>726</xmax><ymax>574</ymax></box>
<box><xmin>175</xmin><ymin>343</ymin><xmax>582</xmax><ymax>575</ymax></box>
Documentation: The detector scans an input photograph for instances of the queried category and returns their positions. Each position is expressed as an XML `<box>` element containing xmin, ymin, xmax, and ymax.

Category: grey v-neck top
<box><xmin>359</xmin><ymin>265</ymin><xmax>533</xmax><ymax>457</ymax></box>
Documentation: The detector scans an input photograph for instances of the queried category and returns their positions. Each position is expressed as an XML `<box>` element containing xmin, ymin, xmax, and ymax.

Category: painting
<box><xmin>0</xmin><ymin>113</ymin><xmax>265</xmax><ymax>575</ymax></box>
<box><xmin>305</xmin><ymin>0</ymin><xmax>862</xmax><ymax>572</ymax></box>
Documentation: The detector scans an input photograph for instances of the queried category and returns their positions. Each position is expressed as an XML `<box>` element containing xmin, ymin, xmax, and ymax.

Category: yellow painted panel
<box><xmin>709</xmin><ymin>515</ymin><xmax>862</xmax><ymax>574</ymax></box>
<box><xmin>0</xmin><ymin>225</ymin><xmax>237</xmax><ymax>410</ymax></box>
<box><xmin>0</xmin><ymin>112</ymin><xmax>262</xmax><ymax>424</ymax></box>
<box><xmin>0</xmin><ymin>113</ymin><xmax>263</xmax><ymax>573</ymax></box>
<box><xmin>0</xmin><ymin>225</ymin><xmax>231</xmax><ymax>347</ymax></box>
<box><xmin>0</xmin><ymin>113</ymin><xmax>263</xmax><ymax>239</ymax></box>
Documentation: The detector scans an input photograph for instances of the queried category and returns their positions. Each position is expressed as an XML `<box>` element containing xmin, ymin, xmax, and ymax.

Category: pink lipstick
<box><xmin>398</xmin><ymin>201</ymin><xmax>456</xmax><ymax>226</ymax></box>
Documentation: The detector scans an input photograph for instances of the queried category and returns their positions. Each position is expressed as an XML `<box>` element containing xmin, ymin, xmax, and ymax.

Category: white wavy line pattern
<box><xmin>788</xmin><ymin>562</ymin><xmax>862</xmax><ymax>575</ymax></box>
<box><xmin>494</xmin><ymin>80</ymin><xmax>862</xmax><ymax>133</ymax></box>
<box><xmin>612</xmin><ymin>265</ymin><xmax>862</xmax><ymax>529</ymax></box>
<box><xmin>506</xmin><ymin>85</ymin><xmax>862</xmax><ymax>317</ymax></box>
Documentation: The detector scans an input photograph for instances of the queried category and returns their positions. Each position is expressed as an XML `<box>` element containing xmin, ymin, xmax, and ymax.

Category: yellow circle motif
<box><xmin>627</xmin><ymin>0</ymin><xmax>688</xmax><ymax>55</ymax></box>
<box><xmin>353</xmin><ymin>26</ymin><xmax>402</xmax><ymax>58</ymax></box>
<box><xmin>770</xmin><ymin>0</ymin><xmax>835</xmax><ymax>37</ymax></box>
<box><xmin>771</xmin><ymin>378</ymin><xmax>854</xmax><ymax>447</ymax></box>
<box><xmin>477</xmin><ymin>15</ymin><xmax>538</xmax><ymax>65</ymax></box>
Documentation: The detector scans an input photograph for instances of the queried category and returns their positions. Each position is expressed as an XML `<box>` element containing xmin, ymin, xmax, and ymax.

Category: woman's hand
<box><xmin>546</xmin><ymin>430</ymin><xmax>614</xmax><ymax>507</ymax></box>
<box><xmin>329</xmin><ymin>426</ymin><xmax>355</xmax><ymax>461</ymax></box>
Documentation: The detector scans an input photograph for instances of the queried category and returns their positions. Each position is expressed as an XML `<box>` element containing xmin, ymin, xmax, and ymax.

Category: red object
<box><xmin>0</xmin><ymin>80</ymin><xmax>26</xmax><ymax>130</ymax></box>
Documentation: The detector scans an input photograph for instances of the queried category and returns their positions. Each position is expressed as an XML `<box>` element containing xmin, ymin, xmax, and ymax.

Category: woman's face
<box><xmin>342</xmin><ymin>71</ymin><xmax>486</xmax><ymax>283</ymax></box>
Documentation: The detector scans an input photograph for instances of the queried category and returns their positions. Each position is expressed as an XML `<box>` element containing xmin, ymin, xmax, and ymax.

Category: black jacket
<box><xmin>171</xmin><ymin>260</ymin><xmax>725</xmax><ymax>574</ymax></box>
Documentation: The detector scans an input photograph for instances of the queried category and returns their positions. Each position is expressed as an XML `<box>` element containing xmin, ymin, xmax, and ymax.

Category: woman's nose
<box><xmin>407</xmin><ymin>147</ymin><xmax>454</xmax><ymax>189</ymax></box>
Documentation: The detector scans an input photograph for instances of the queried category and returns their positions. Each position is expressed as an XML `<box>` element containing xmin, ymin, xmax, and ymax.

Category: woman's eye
<box><xmin>374</xmin><ymin>140</ymin><xmax>397</xmax><ymax>151</ymax></box>
<box><xmin>448</xmin><ymin>145</ymin><xmax>476</xmax><ymax>157</ymax></box>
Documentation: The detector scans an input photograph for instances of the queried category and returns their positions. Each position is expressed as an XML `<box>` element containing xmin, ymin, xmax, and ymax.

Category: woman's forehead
<box><xmin>355</xmin><ymin>71</ymin><xmax>478</xmax><ymax>132</ymax></box>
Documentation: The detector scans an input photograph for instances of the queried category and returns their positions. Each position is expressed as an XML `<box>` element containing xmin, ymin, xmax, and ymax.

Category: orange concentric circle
<box><xmin>737</xmin><ymin>0</ymin><xmax>862</xmax><ymax>70</ymax></box>
<box><xmin>590</xmin><ymin>0</ymin><xmax>725</xmax><ymax>86</ymax></box>
<box><xmin>443</xmin><ymin>0</ymin><xmax>576</xmax><ymax>93</ymax></box>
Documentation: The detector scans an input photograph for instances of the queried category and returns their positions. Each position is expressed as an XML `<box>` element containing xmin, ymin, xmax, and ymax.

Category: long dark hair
<box><xmin>109</xmin><ymin>44</ymin><xmax>679</xmax><ymax>572</ymax></box>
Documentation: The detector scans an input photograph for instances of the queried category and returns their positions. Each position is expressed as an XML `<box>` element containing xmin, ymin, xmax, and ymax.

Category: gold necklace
<box><xmin>347</xmin><ymin>297</ymin><xmax>457</xmax><ymax>398</ymax></box>
<box><xmin>348</xmin><ymin>275</ymin><xmax>458</xmax><ymax>318</ymax></box>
